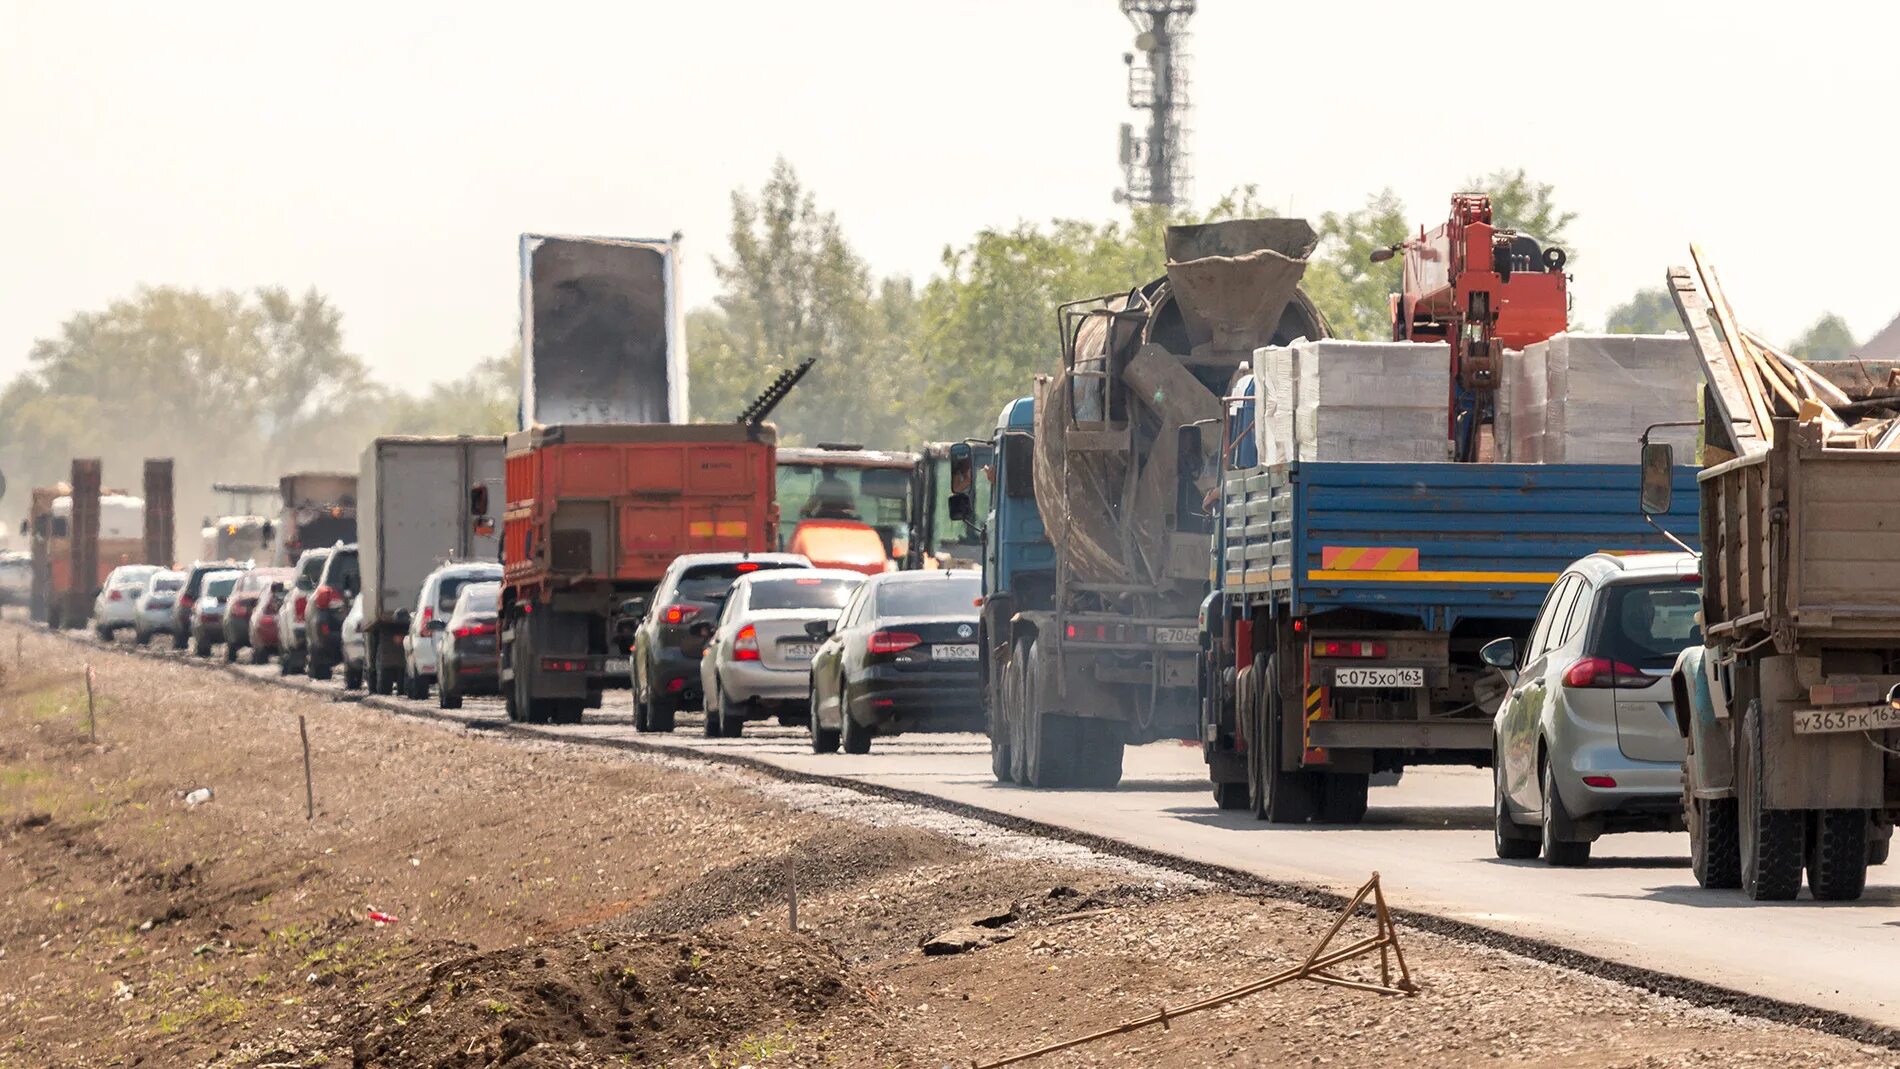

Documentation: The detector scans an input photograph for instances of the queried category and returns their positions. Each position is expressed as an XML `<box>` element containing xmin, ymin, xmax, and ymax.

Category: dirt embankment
<box><xmin>1</xmin><ymin>623</ymin><xmax>1895</xmax><ymax>1068</ymax></box>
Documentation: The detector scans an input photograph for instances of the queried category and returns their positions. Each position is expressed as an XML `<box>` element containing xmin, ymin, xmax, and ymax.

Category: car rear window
<box><xmin>438</xmin><ymin>572</ymin><xmax>498</xmax><ymax>611</ymax></box>
<box><xmin>151</xmin><ymin>576</ymin><xmax>183</xmax><ymax>592</ymax></box>
<box><xmin>298</xmin><ymin>554</ymin><xmax>329</xmax><ymax>589</ymax></box>
<box><xmin>677</xmin><ymin>562</ymin><xmax>805</xmax><ymax>602</ymax></box>
<box><xmin>874</xmin><ymin>577</ymin><xmax>980</xmax><ymax>619</ymax></box>
<box><xmin>205</xmin><ymin>575</ymin><xmax>239</xmax><ymax>598</ymax></box>
<box><xmin>460</xmin><ymin>585</ymin><xmax>500</xmax><ymax>614</ymax></box>
<box><xmin>1594</xmin><ymin>581</ymin><xmax>1702</xmax><ymax>669</ymax></box>
<box><xmin>748</xmin><ymin>576</ymin><xmax>858</xmax><ymax>611</ymax></box>
<box><xmin>324</xmin><ymin>552</ymin><xmax>359</xmax><ymax>590</ymax></box>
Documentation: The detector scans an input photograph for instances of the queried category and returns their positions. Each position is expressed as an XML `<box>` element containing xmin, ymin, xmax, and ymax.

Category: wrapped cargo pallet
<box><xmin>1254</xmin><ymin>339</ymin><xmax>1451</xmax><ymax>463</ymax></box>
<box><xmin>1511</xmin><ymin>333</ymin><xmax>1698</xmax><ymax>463</ymax></box>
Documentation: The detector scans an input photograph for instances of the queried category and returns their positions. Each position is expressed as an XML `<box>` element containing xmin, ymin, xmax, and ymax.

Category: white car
<box><xmin>1484</xmin><ymin>551</ymin><xmax>1699</xmax><ymax>866</ymax></box>
<box><xmin>341</xmin><ymin>594</ymin><xmax>368</xmax><ymax>691</ymax></box>
<box><xmin>188</xmin><ymin>569</ymin><xmax>245</xmax><ymax>658</ymax></box>
<box><xmin>133</xmin><ymin>570</ymin><xmax>186</xmax><ymax>645</ymax></box>
<box><xmin>695</xmin><ymin>569</ymin><xmax>864</xmax><ymax>737</ymax></box>
<box><xmin>401</xmin><ymin>561</ymin><xmax>503</xmax><ymax>699</ymax></box>
<box><xmin>92</xmin><ymin>564</ymin><xmax>161</xmax><ymax>639</ymax></box>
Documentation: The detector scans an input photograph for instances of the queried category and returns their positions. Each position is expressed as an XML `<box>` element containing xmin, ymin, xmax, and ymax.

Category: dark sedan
<box><xmin>436</xmin><ymin>581</ymin><xmax>501</xmax><ymax>710</ymax></box>
<box><xmin>807</xmin><ymin>571</ymin><xmax>982</xmax><ymax>754</ymax></box>
<box><xmin>222</xmin><ymin>567</ymin><xmax>293</xmax><ymax>662</ymax></box>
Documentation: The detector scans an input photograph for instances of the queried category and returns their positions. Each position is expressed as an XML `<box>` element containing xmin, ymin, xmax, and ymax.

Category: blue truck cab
<box><xmin>1202</xmin><ymin>372</ymin><xmax>1701</xmax><ymax>821</ymax></box>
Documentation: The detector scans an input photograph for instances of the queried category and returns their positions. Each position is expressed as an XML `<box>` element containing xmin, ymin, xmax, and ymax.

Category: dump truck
<box><xmin>273</xmin><ymin>472</ymin><xmax>357</xmax><ymax>565</ymax></box>
<box><xmin>1663</xmin><ymin>251</ymin><xmax>1900</xmax><ymax>901</ymax></box>
<box><xmin>956</xmin><ymin>219</ymin><xmax>1330</xmax><ymax>788</ymax></box>
<box><xmin>358</xmin><ymin>436</ymin><xmax>505</xmax><ymax>695</ymax></box>
<box><xmin>499</xmin><ymin>233</ymin><xmax>801</xmax><ymax>724</ymax></box>
<box><xmin>25</xmin><ymin>463</ymin><xmax>145</xmax><ymax>629</ymax></box>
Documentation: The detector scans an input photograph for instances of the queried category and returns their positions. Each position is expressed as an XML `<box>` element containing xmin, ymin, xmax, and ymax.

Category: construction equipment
<box><xmin>775</xmin><ymin>442</ymin><xmax>916</xmax><ymax>572</ymax></box>
<box><xmin>499</xmin><ymin>233</ymin><xmax>794</xmax><ymax>725</ymax></box>
<box><xmin>26</xmin><ymin>464</ymin><xmax>145</xmax><ymax>630</ymax></box>
<box><xmin>273</xmin><ymin>473</ymin><xmax>357</xmax><ymax>565</ymax></box>
<box><xmin>1659</xmin><ymin>247</ymin><xmax>1900</xmax><ymax>901</ymax></box>
<box><xmin>1382</xmin><ymin>193</ymin><xmax>1569</xmax><ymax>461</ymax></box>
<box><xmin>144</xmin><ymin>460</ymin><xmax>174</xmax><ymax>567</ymax></box>
<box><xmin>967</xmin><ymin>218</ymin><xmax>1328</xmax><ymax>787</ymax></box>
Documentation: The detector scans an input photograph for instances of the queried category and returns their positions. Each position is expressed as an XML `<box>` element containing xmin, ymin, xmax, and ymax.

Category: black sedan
<box><xmin>806</xmin><ymin>571</ymin><xmax>983</xmax><ymax>754</ymax></box>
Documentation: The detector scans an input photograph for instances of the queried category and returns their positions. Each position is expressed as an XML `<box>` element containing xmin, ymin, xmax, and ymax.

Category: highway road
<box><xmin>73</xmin><ymin>633</ymin><xmax>1900</xmax><ymax>1030</ymax></box>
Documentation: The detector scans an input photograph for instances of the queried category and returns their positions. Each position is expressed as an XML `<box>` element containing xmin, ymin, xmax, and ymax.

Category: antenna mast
<box><xmin>1116</xmin><ymin>0</ymin><xmax>1195</xmax><ymax>208</ymax></box>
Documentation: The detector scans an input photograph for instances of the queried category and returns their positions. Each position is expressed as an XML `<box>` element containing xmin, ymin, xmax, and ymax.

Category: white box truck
<box><xmin>358</xmin><ymin>436</ymin><xmax>504</xmax><ymax>694</ymax></box>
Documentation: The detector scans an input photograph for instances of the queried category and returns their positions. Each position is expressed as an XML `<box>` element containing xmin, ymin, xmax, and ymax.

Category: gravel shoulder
<box><xmin>2</xmin><ymin>621</ymin><xmax>1894</xmax><ymax>1068</ymax></box>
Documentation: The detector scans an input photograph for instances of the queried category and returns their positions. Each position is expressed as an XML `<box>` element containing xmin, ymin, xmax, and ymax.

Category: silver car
<box><xmin>1483</xmin><ymin>551</ymin><xmax>1700</xmax><ymax>866</ymax></box>
<box><xmin>132</xmin><ymin>569</ymin><xmax>186</xmax><ymax>644</ymax></box>
<box><xmin>695</xmin><ymin>569</ymin><xmax>864</xmax><ymax>737</ymax></box>
<box><xmin>401</xmin><ymin>561</ymin><xmax>504</xmax><ymax>699</ymax></box>
<box><xmin>92</xmin><ymin>564</ymin><xmax>161</xmax><ymax>639</ymax></box>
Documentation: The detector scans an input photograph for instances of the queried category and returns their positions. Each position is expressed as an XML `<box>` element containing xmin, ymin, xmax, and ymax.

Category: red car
<box><xmin>246</xmin><ymin>576</ymin><xmax>293</xmax><ymax>665</ymax></box>
<box><xmin>223</xmin><ymin>567</ymin><xmax>293</xmax><ymax>662</ymax></box>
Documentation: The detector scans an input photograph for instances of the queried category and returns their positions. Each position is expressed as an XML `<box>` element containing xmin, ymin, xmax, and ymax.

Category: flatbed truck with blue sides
<box><xmin>1201</xmin><ymin>376</ymin><xmax>1701</xmax><ymax>822</ymax></box>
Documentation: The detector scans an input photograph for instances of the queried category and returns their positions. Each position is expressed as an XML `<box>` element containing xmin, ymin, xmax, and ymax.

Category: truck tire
<box><xmin>808</xmin><ymin>684</ymin><xmax>840</xmax><ymax>754</ymax></box>
<box><xmin>1015</xmin><ymin>641</ymin><xmax>1071</xmax><ymax>787</ymax></box>
<box><xmin>1807</xmin><ymin>809</ymin><xmax>1869</xmax><ymax>901</ymax></box>
<box><xmin>1316</xmin><ymin>773</ymin><xmax>1369</xmax><ymax>825</ymax></box>
<box><xmin>1870</xmin><ymin>830</ymin><xmax>1891</xmax><ymax>867</ymax></box>
<box><xmin>551</xmin><ymin>699</ymin><xmax>584</xmax><ymax>725</ymax></box>
<box><xmin>1213</xmin><ymin>781</ymin><xmax>1249</xmax><ymax>810</ymax></box>
<box><xmin>344</xmin><ymin>663</ymin><xmax>364</xmax><ymax>691</ymax></box>
<box><xmin>372</xmin><ymin>662</ymin><xmax>396</xmax><ymax>695</ymax></box>
<box><xmin>309</xmin><ymin>657</ymin><xmax>333</xmax><ymax>682</ymax></box>
<box><xmin>1688</xmin><ymin>795</ymin><xmax>1741</xmax><ymax>889</ymax></box>
<box><xmin>988</xmin><ymin>654</ymin><xmax>1016</xmax><ymax>782</ymax></box>
<box><xmin>1251</xmin><ymin>656</ymin><xmax>1315</xmax><ymax>823</ymax></box>
<box><xmin>1540</xmin><ymin>760</ymin><xmax>1590</xmax><ymax>867</ymax></box>
<box><xmin>1738</xmin><ymin>700</ymin><xmax>1804</xmax><ymax>901</ymax></box>
<box><xmin>1073</xmin><ymin>718</ymin><xmax>1124</xmax><ymax>789</ymax></box>
<box><xmin>1493</xmin><ymin>761</ymin><xmax>1540</xmax><ymax>859</ymax></box>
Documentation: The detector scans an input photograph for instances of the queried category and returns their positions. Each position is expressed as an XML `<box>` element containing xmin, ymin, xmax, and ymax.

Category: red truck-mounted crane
<box><xmin>1377</xmin><ymin>193</ymin><xmax>1569</xmax><ymax>461</ymax></box>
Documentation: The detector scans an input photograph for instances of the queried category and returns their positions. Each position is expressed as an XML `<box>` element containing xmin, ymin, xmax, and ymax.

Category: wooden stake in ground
<box><xmin>299</xmin><ymin>715</ymin><xmax>314</xmax><ymax>820</ymax></box>
<box><xmin>787</xmin><ymin>855</ymin><xmax>799</xmax><ymax>932</ymax></box>
<box><xmin>85</xmin><ymin>663</ymin><xmax>97</xmax><ymax>744</ymax></box>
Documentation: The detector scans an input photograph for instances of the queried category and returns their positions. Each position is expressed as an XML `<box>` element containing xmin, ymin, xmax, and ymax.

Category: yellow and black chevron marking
<box><xmin>1302</xmin><ymin>684</ymin><xmax>1329</xmax><ymax>764</ymax></box>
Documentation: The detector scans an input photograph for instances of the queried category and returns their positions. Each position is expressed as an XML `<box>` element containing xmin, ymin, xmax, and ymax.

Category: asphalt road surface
<box><xmin>89</xmin><ymin>636</ymin><xmax>1900</xmax><ymax>1029</ymax></box>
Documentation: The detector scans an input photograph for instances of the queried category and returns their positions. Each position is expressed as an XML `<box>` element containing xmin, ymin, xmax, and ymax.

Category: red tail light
<box><xmin>108</xmin><ymin>589</ymin><xmax>123</xmax><ymax>602</ymax></box>
<box><xmin>420</xmin><ymin>606</ymin><xmax>434</xmax><ymax>626</ymax></box>
<box><xmin>663</xmin><ymin>604</ymin><xmax>699</xmax><ymax>625</ymax></box>
<box><xmin>231</xmin><ymin>603</ymin><xmax>251</xmax><ymax>617</ymax></box>
<box><xmin>735</xmin><ymin>562</ymin><xmax>760</xmax><ymax>572</ymax></box>
<box><xmin>733</xmin><ymin>624</ymin><xmax>760</xmax><ymax>661</ymax></box>
<box><xmin>180</xmin><ymin>594</ymin><xmax>196</xmax><ymax>610</ymax></box>
<box><xmin>453</xmin><ymin>620</ymin><xmax>498</xmax><ymax>639</ymax></box>
<box><xmin>1582</xmin><ymin>775</ymin><xmax>1618</xmax><ymax>788</ymax></box>
<box><xmin>867</xmin><ymin>630</ymin><xmax>922</xmax><ymax>655</ymax></box>
<box><xmin>1562</xmin><ymin>657</ymin><xmax>1648</xmax><ymax>689</ymax></box>
<box><xmin>314</xmin><ymin>585</ymin><xmax>343</xmax><ymax>610</ymax></box>
<box><xmin>293</xmin><ymin>594</ymin><xmax>309</xmax><ymax>616</ymax></box>
<box><xmin>1313</xmin><ymin>640</ymin><xmax>1388</xmax><ymax>658</ymax></box>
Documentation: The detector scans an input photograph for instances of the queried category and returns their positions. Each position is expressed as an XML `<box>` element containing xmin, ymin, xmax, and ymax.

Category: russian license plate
<box><xmin>1793</xmin><ymin>704</ymin><xmax>1900</xmax><ymax>734</ymax></box>
<box><xmin>604</xmin><ymin>658</ymin><xmax>631</xmax><ymax>675</ymax></box>
<box><xmin>933</xmin><ymin>644</ymin><xmax>980</xmax><ymax>661</ymax></box>
<box><xmin>1153</xmin><ymin>626</ymin><xmax>1200</xmax><ymax>647</ymax></box>
<box><xmin>781</xmin><ymin>642</ymin><xmax>818</xmax><ymax>660</ymax></box>
<box><xmin>1333</xmin><ymin>667</ymin><xmax>1424</xmax><ymax>689</ymax></box>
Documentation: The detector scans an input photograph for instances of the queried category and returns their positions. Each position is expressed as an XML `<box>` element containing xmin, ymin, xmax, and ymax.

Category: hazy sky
<box><xmin>4</xmin><ymin>1</ymin><xmax>1897</xmax><ymax>393</ymax></box>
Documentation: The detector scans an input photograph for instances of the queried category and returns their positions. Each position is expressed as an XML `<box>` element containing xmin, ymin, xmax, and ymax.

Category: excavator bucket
<box><xmin>1164</xmin><ymin>219</ymin><xmax>1318</xmax><ymax>354</ymax></box>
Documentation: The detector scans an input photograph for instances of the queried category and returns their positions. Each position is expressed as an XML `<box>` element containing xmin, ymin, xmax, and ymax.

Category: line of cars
<box><xmin>88</xmin><ymin>544</ymin><xmax>505</xmax><ymax>707</ymax></box>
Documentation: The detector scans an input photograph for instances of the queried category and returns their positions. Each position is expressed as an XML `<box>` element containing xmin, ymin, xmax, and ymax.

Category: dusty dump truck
<box><xmin>274</xmin><ymin>472</ymin><xmax>358</xmax><ymax>565</ymax></box>
<box><xmin>358</xmin><ymin>436</ymin><xmax>505</xmax><ymax>695</ymax></box>
<box><xmin>500</xmin><ymin>233</ymin><xmax>798</xmax><ymax>725</ymax></box>
<box><xmin>27</xmin><ymin>462</ymin><xmax>145</xmax><ymax>629</ymax></box>
<box><xmin>968</xmin><ymin>219</ymin><xmax>1330</xmax><ymax>787</ymax></box>
<box><xmin>1663</xmin><ymin>252</ymin><xmax>1900</xmax><ymax>901</ymax></box>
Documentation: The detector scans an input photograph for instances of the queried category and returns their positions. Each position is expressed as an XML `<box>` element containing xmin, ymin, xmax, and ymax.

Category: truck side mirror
<box><xmin>1639</xmin><ymin>442</ymin><xmax>1674</xmax><ymax>515</ymax></box>
<box><xmin>618</xmin><ymin>595</ymin><xmax>648</xmax><ymax>620</ymax></box>
<box><xmin>1480</xmin><ymin>636</ymin><xmax>1517</xmax><ymax>669</ymax></box>
<box><xmin>947</xmin><ymin>441</ymin><xmax>976</xmax><ymax>523</ymax></box>
<box><xmin>470</xmin><ymin>485</ymin><xmax>489</xmax><ymax>516</ymax></box>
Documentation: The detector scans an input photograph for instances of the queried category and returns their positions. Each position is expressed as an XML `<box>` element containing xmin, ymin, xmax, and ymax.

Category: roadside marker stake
<box><xmin>787</xmin><ymin>856</ymin><xmax>798</xmax><ymax>932</ymax></box>
<box><xmin>85</xmin><ymin>663</ymin><xmax>97</xmax><ymax>743</ymax></box>
<box><xmin>971</xmin><ymin>872</ymin><xmax>1415</xmax><ymax>1068</ymax></box>
<box><xmin>299</xmin><ymin>714</ymin><xmax>314</xmax><ymax>820</ymax></box>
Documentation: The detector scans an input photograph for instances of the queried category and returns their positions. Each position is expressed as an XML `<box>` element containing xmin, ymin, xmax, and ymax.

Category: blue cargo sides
<box><xmin>1220</xmin><ymin>461</ymin><xmax>1701</xmax><ymax>628</ymax></box>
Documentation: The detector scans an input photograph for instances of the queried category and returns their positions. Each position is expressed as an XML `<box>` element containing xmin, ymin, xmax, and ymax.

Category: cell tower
<box><xmin>1115</xmin><ymin>0</ymin><xmax>1195</xmax><ymax>208</ymax></box>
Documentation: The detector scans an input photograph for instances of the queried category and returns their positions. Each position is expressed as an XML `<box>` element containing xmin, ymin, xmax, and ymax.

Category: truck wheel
<box><xmin>809</xmin><ymin>685</ymin><xmax>840</xmax><ymax>754</ymax></box>
<box><xmin>1870</xmin><ymin>830</ymin><xmax>1891</xmax><ymax>866</ymax></box>
<box><xmin>1738</xmin><ymin>700</ymin><xmax>1804</xmax><ymax>900</ymax></box>
<box><xmin>987</xmin><ymin>657</ymin><xmax>1014</xmax><ymax>781</ymax></box>
<box><xmin>308</xmin><ymin>658</ymin><xmax>333</xmax><ymax>682</ymax></box>
<box><xmin>1316</xmin><ymin>773</ymin><xmax>1369</xmax><ymax>824</ymax></box>
<box><xmin>1688</xmin><ymin>795</ymin><xmax>1741</xmax><ymax>889</ymax></box>
<box><xmin>1540</xmin><ymin>760</ymin><xmax>1591</xmax><ymax>867</ymax></box>
<box><xmin>1807</xmin><ymin>809</ymin><xmax>1870</xmax><ymax>901</ymax></box>
<box><xmin>344</xmin><ymin>664</ymin><xmax>363</xmax><ymax>691</ymax></box>
<box><xmin>1493</xmin><ymin>761</ymin><xmax>1540</xmax><ymax>859</ymax></box>
<box><xmin>1251</xmin><ymin>656</ymin><xmax>1315</xmax><ymax>823</ymax></box>
<box><xmin>551</xmin><ymin>699</ymin><xmax>584</xmax><ymax>725</ymax></box>
<box><xmin>1074</xmin><ymin>718</ymin><xmax>1124</xmax><ymax>789</ymax></box>
<box><xmin>1212</xmin><ymin>782</ymin><xmax>1249</xmax><ymax>810</ymax></box>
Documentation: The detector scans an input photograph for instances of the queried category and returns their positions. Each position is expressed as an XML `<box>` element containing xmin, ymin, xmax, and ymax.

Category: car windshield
<box><xmin>677</xmin><ymin>562</ymin><xmax>806</xmax><ymax>603</ymax></box>
<box><xmin>204</xmin><ymin>574</ymin><xmax>239</xmax><ymax>598</ymax></box>
<box><xmin>438</xmin><ymin>571</ymin><xmax>499</xmax><ymax>611</ymax></box>
<box><xmin>1595</xmin><ymin>581</ymin><xmax>1703</xmax><ymax>669</ymax></box>
<box><xmin>748</xmin><ymin>576</ymin><xmax>858</xmax><ymax>611</ymax></box>
<box><xmin>874</xmin><ymin>577</ymin><xmax>980</xmax><ymax>619</ymax></box>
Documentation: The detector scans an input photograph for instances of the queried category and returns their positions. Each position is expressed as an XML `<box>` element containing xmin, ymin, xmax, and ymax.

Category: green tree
<box><xmin>1469</xmin><ymin>167</ymin><xmax>1576</xmax><ymax>246</ymax></box>
<box><xmin>1303</xmin><ymin>189</ymin><xmax>1408</xmax><ymax>340</ymax></box>
<box><xmin>1790</xmin><ymin>313</ymin><xmax>1856</xmax><ymax>362</ymax></box>
<box><xmin>382</xmin><ymin>348</ymin><xmax>520</xmax><ymax>436</ymax></box>
<box><xmin>686</xmin><ymin>159</ymin><xmax>922</xmax><ymax>446</ymax></box>
<box><xmin>1605</xmin><ymin>287</ymin><xmax>1681</xmax><ymax>334</ymax></box>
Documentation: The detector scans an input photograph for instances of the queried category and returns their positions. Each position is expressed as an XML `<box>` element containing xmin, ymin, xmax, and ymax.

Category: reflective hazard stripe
<box><xmin>1320</xmin><ymin>546</ymin><xmax>1420</xmax><ymax>571</ymax></box>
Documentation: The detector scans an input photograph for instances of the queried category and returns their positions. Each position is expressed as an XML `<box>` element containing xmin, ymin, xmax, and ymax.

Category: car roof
<box><xmin>733</xmin><ymin>567</ymin><xmax>864</xmax><ymax>585</ymax></box>
<box><xmin>671</xmin><ymin>552</ymin><xmax>811</xmax><ymax>571</ymax></box>
<box><xmin>1572</xmin><ymin>551</ymin><xmax>1699</xmax><ymax>582</ymax></box>
<box><xmin>430</xmin><ymin>561</ymin><xmax>501</xmax><ymax>577</ymax></box>
<box><xmin>866</xmin><ymin>569</ymin><xmax>981</xmax><ymax>587</ymax></box>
